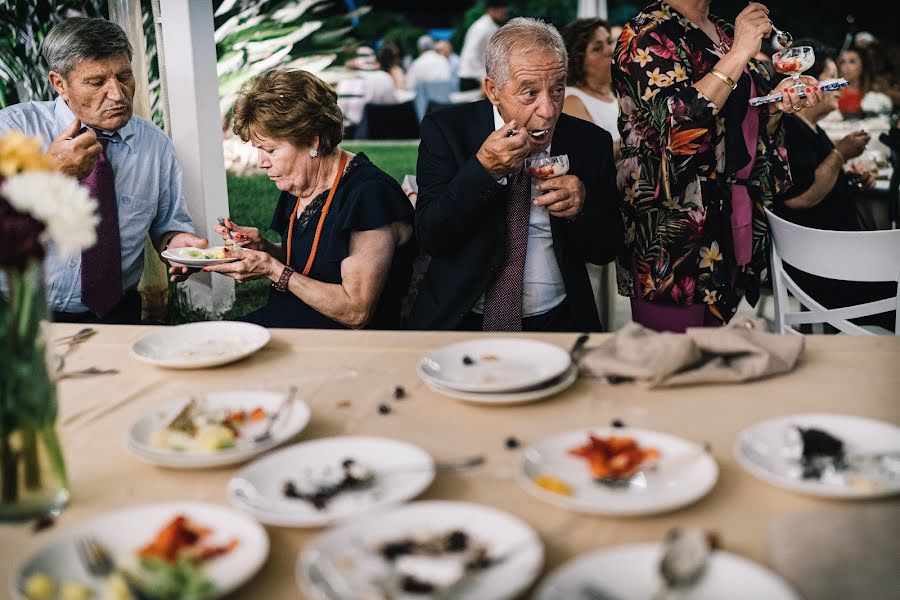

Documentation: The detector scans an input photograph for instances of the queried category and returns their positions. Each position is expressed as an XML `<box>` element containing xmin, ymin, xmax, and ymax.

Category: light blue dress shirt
<box><xmin>0</xmin><ymin>97</ymin><xmax>194</xmax><ymax>314</ymax></box>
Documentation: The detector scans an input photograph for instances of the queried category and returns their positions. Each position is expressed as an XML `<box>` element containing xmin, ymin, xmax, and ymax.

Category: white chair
<box><xmin>766</xmin><ymin>208</ymin><xmax>900</xmax><ymax>335</ymax></box>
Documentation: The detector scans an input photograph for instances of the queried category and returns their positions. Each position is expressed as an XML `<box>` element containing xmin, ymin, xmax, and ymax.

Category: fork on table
<box><xmin>76</xmin><ymin>536</ymin><xmax>151</xmax><ymax>600</ymax></box>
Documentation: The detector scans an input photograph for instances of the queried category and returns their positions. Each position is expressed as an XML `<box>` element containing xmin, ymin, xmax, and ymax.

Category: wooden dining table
<box><xmin>2</xmin><ymin>324</ymin><xmax>899</xmax><ymax>599</ymax></box>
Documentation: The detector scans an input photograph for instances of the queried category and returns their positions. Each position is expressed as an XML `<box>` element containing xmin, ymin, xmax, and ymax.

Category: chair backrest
<box><xmin>413</xmin><ymin>79</ymin><xmax>454</xmax><ymax>121</ymax></box>
<box><xmin>356</xmin><ymin>100</ymin><xmax>420</xmax><ymax>140</ymax></box>
<box><xmin>765</xmin><ymin>208</ymin><xmax>900</xmax><ymax>335</ymax></box>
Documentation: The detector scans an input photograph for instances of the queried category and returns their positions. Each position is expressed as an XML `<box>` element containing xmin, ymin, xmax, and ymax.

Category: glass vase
<box><xmin>0</xmin><ymin>260</ymin><xmax>69</xmax><ymax>521</ymax></box>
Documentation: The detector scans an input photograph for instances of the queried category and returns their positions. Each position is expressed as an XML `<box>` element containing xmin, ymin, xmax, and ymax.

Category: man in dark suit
<box><xmin>408</xmin><ymin>17</ymin><xmax>623</xmax><ymax>332</ymax></box>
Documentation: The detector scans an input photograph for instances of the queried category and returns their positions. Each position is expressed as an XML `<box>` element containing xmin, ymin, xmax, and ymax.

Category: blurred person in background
<box><xmin>458</xmin><ymin>0</ymin><xmax>509</xmax><ymax>92</ymax></box>
<box><xmin>377</xmin><ymin>44</ymin><xmax>406</xmax><ymax>90</ymax></box>
<box><xmin>211</xmin><ymin>69</ymin><xmax>415</xmax><ymax>329</ymax></box>
<box><xmin>435</xmin><ymin>40</ymin><xmax>460</xmax><ymax>80</ymax></box>
<box><xmin>838</xmin><ymin>46</ymin><xmax>891</xmax><ymax>117</ymax></box>
<box><xmin>561</xmin><ymin>18</ymin><xmax>620</xmax><ymax>158</ymax></box>
<box><xmin>775</xmin><ymin>39</ymin><xmax>895</xmax><ymax>331</ymax></box>
<box><xmin>335</xmin><ymin>50</ymin><xmax>397</xmax><ymax>129</ymax></box>
<box><xmin>406</xmin><ymin>35</ymin><xmax>452</xmax><ymax>90</ymax></box>
<box><xmin>614</xmin><ymin>1</ymin><xmax>823</xmax><ymax>332</ymax></box>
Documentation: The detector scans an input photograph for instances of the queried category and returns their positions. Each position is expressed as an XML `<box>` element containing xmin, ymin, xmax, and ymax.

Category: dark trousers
<box><xmin>53</xmin><ymin>290</ymin><xmax>142</xmax><ymax>325</ymax></box>
<box><xmin>458</xmin><ymin>77</ymin><xmax>481</xmax><ymax>92</ymax></box>
<box><xmin>458</xmin><ymin>298</ymin><xmax>578</xmax><ymax>332</ymax></box>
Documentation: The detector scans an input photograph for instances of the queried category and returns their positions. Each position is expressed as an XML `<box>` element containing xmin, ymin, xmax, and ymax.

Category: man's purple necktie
<box><xmin>80</xmin><ymin>139</ymin><xmax>122</xmax><ymax>317</ymax></box>
<box><xmin>482</xmin><ymin>165</ymin><xmax>530</xmax><ymax>331</ymax></box>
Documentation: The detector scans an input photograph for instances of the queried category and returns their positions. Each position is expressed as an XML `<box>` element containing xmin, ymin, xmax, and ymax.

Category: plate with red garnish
<box><xmin>13</xmin><ymin>502</ymin><xmax>268</xmax><ymax>600</ymax></box>
<box><xmin>516</xmin><ymin>426</ymin><xmax>718</xmax><ymax>515</ymax></box>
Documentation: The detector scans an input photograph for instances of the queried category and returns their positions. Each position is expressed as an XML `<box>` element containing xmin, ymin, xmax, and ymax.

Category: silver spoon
<box><xmin>57</xmin><ymin>367</ymin><xmax>119</xmax><ymax>381</ymax></box>
<box><xmin>54</xmin><ymin>327</ymin><xmax>96</xmax><ymax>345</ymax></box>
<box><xmin>749</xmin><ymin>2</ymin><xmax>792</xmax><ymax>49</ymax></box>
<box><xmin>253</xmin><ymin>386</ymin><xmax>297</xmax><ymax>444</ymax></box>
<box><xmin>654</xmin><ymin>527</ymin><xmax>713</xmax><ymax>599</ymax></box>
<box><xmin>772</xmin><ymin>23</ymin><xmax>793</xmax><ymax>49</ymax></box>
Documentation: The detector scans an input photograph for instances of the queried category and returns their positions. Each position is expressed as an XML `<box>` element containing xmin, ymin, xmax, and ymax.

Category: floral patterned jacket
<box><xmin>613</xmin><ymin>0</ymin><xmax>791</xmax><ymax>322</ymax></box>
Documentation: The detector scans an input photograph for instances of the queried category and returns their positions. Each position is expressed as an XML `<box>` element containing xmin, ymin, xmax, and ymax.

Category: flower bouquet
<box><xmin>0</xmin><ymin>131</ymin><xmax>98</xmax><ymax>520</ymax></box>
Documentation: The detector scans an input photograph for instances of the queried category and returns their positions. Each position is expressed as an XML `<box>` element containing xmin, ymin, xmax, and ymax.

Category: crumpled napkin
<box><xmin>578</xmin><ymin>317</ymin><xmax>805</xmax><ymax>388</ymax></box>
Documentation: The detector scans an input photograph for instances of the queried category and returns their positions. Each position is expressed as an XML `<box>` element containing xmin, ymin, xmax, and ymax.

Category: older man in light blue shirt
<box><xmin>0</xmin><ymin>17</ymin><xmax>205</xmax><ymax>323</ymax></box>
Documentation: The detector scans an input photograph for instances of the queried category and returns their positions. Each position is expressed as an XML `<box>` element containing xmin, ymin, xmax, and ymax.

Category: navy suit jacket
<box><xmin>408</xmin><ymin>99</ymin><xmax>624</xmax><ymax>331</ymax></box>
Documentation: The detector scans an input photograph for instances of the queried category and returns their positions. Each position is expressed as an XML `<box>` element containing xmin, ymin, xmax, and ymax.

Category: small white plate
<box><xmin>425</xmin><ymin>365</ymin><xmax>578</xmax><ymax>404</ymax></box>
<box><xmin>12</xmin><ymin>502</ymin><xmax>269</xmax><ymax>600</ymax></box>
<box><xmin>161</xmin><ymin>246</ymin><xmax>241</xmax><ymax>267</ymax></box>
<box><xmin>417</xmin><ymin>338</ymin><xmax>571</xmax><ymax>393</ymax></box>
<box><xmin>535</xmin><ymin>543</ymin><xmax>799</xmax><ymax>600</ymax></box>
<box><xmin>734</xmin><ymin>413</ymin><xmax>900</xmax><ymax>499</ymax></box>
<box><xmin>228</xmin><ymin>436</ymin><xmax>435</xmax><ymax>527</ymax></box>
<box><xmin>130</xmin><ymin>322</ymin><xmax>270</xmax><ymax>369</ymax></box>
<box><xmin>517</xmin><ymin>427</ymin><xmax>718</xmax><ymax>516</ymax></box>
<box><xmin>297</xmin><ymin>500</ymin><xmax>543</xmax><ymax>600</ymax></box>
<box><xmin>125</xmin><ymin>389</ymin><xmax>311</xmax><ymax>469</ymax></box>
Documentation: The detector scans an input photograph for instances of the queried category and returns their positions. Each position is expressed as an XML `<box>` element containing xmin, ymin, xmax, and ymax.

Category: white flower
<box><xmin>634</xmin><ymin>48</ymin><xmax>654</xmax><ymax>68</ymax></box>
<box><xmin>2</xmin><ymin>172</ymin><xmax>98</xmax><ymax>256</ymax></box>
<box><xmin>699</xmin><ymin>241</ymin><xmax>723</xmax><ymax>270</ymax></box>
<box><xmin>860</xmin><ymin>92</ymin><xmax>892</xmax><ymax>114</ymax></box>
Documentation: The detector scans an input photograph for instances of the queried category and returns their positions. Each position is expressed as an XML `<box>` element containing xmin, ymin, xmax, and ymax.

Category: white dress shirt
<box><xmin>472</xmin><ymin>106</ymin><xmax>567</xmax><ymax>317</ymax></box>
<box><xmin>458</xmin><ymin>14</ymin><xmax>500</xmax><ymax>81</ymax></box>
<box><xmin>335</xmin><ymin>69</ymin><xmax>397</xmax><ymax>125</ymax></box>
<box><xmin>406</xmin><ymin>50</ymin><xmax>452</xmax><ymax>90</ymax></box>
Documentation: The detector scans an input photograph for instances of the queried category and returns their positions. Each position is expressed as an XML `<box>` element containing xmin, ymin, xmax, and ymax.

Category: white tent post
<box><xmin>158</xmin><ymin>0</ymin><xmax>234</xmax><ymax>315</ymax></box>
<box><xmin>577</xmin><ymin>0</ymin><xmax>609</xmax><ymax>19</ymax></box>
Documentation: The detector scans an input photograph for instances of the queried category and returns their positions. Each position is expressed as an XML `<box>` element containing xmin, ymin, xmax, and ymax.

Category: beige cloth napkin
<box><xmin>578</xmin><ymin>317</ymin><xmax>805</xmax><ymax>388</ymax></box>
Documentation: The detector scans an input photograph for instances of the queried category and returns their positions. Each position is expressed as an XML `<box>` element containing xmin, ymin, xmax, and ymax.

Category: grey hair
<box><xmin>417</xmin><ymin>35</ymin><xmax>435</xmax><ymax>54</ymax></box>
<box><xmin>485</xmin><ymin>17</ymin><xmax>568</xmax><ymax>89</ymax></box>
<box><xmin>41</xmin><ymin>17</ymin><xmax>133</xmax><ymax>77</ymax></box>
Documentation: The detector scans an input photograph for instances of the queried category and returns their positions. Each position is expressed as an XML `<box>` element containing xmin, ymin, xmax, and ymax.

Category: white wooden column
<box><xmin>158</xmin><ymin>0</ymin><xmax>234</xmax><ymax>314</ymax></box>
<box><xmin>578</xmin><ymin>0</ymin><xmax>609</xmax><ymax>19</ymax></box>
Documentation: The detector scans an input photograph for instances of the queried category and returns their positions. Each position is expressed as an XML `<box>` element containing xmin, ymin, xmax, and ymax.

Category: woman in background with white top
<box><xmin>562</xmin><ymin>18</ymin><xmax>624</xmax><ymax>330</ymax></box>
<box><xmin>562</xmin><ymin>18</ymin><xmax>621</xmax><ymax>159</ymax></box>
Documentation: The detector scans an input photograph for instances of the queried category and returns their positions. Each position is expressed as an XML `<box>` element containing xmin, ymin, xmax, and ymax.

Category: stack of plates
<box><xmin>417</xmin><ymin>338</ymin><xmax>577</xmax><ymax>404</ymax></box>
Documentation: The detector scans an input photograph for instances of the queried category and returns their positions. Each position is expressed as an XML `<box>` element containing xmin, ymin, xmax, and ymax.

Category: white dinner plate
<box><xmin>297</xmin><ymin>500</ymin><xmax>543</xmax><ymax>600</ymax></box>
<box><xmin>228</xmin><ymin>436</ymin><xmax>435</xmax><ymax>527</ymax></box>
<box><xmin>12</xmin><ymin>502</ymin><xmax>269</xmax><ymax>600</ymax></box>
<box><xmin>734</xmin><ymin>413</ymin><xmax>900</xmax><ymax>499</ymax></box>
<box><xmin>130</xmin><ymin>321</ymin><xmax>270</xmax><ymax>369</ymax></box>
<box><xmin>417</xmin><ymin>338</ymin><xmax>571</xmax><ymax>393</ymax></box>
<box><xmin>161</xmin><ymin>246</ymin><xmax>241</xmax><ymax>267</ymax></box>
<box><xmin>535</xmin><ymin>543</ymin><xmax>799</xmax><ymax>600</ymax></box>
<box><xmin>517</xmin><ymin>427</ymin><xmax>718</xmax><ymax>516</ymax></box>
<box><xmin>424</xmin><ymin>365</ymin><xmax>579</xmax><ymax>404</ymax></box>
<box><xmin>126</xmin><ymin>389</ymin><xmax>311</xmax><ymax>469</ymax></box>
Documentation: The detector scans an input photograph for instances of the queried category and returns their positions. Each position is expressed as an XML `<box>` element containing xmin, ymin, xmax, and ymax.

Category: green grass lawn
<box><xmin>169</xmin><ymin>141</ymin><xmax>420</xmax><ymax>322</ymax></box>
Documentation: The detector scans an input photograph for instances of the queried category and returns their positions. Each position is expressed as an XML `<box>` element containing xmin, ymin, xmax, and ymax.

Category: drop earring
<box><xmin>308</xmin><ymin>148</ymin><xmax>318</xmax><ymax>158</ymax></box>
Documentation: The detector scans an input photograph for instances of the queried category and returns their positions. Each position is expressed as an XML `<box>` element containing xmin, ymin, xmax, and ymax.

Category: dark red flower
<box><xmin>0</xmin><ymin>194</ymin><xmax>45</xmax><ymax>272</ymax></box>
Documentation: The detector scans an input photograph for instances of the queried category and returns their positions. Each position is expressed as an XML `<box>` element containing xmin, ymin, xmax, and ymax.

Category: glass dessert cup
<box><xmin>525</xmin><ymin>154</ymin><xmax>570</xmax><ymax>180</ymax></box>
<box><xmin>772</xmin><ymin>46</ymin><xmax>815</xmax><ymax>93</ymax></box>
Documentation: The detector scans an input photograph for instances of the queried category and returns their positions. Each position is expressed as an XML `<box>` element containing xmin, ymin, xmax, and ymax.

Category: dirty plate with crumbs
<box><xmin>416</xmin><ymin>338</ymin><xmax>571</xmax><ymax>393</ymax></box>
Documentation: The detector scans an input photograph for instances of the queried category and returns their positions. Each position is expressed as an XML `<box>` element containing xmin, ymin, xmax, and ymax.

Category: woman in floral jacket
<box><xmin>614</xmin><ymin>1</ymin><xmax>823</xmax><ymax>331</ymax></box>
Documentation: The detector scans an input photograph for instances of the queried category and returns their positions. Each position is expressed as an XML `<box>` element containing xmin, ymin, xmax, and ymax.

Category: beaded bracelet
<box><xmin>272</xmin><ymin>265</ymin><xmax>295</xmax><ymax>292</ymax></box>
